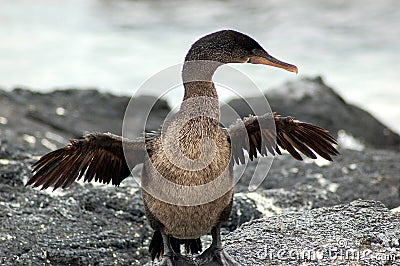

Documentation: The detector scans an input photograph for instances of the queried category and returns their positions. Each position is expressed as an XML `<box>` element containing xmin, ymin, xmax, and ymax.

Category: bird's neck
<box><xmin>181</xmin><ymin>60</ymin><xmax>222</xmax><ymax>100</ymax></box>
<box><xmin>159</xmin><ymin>59</ymin><xmax>224</xmax><ymax>166</ymax></box>
<box><xmin>178</xmin><ymin>60</ymin><xmax>222</xmax><ymax>126</ymax></box>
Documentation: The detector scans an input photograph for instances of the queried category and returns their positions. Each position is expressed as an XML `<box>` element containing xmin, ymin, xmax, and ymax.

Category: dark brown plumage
<box><xmin>27</xmin><ymin>133</ymin><xmax>145</xmax><ymax>190</ymax></box>
<box><xmin>228</xmin><ymin>114</ymin><xmax>339</xmax><ymax>163</ymax></box>
<box><xmin>27</xmin><ymin>30</ymin><xmax>339</xmax><ymax>266</ymax></box>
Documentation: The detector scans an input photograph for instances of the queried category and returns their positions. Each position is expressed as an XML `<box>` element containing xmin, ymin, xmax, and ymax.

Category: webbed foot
<box><xmin>159</xmin><ymin>253</ymin><xmax>194</xmax><ymax>266</ymax></box>
<box><xmin>196</xmin><ymin>226</ymin><xmax>240</xmax><ymax>266</ymax></box>
<box><xmin>197</xmin><ymin>246</ymin><xmax>240</xmax><ymax>265</ymax></box>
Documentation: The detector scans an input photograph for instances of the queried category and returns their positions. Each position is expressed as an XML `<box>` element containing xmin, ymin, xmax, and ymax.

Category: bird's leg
<box><xmin>197</xmin><ymin>226</ymin><xmax>240</xmax><ymax>266</ymax></box>
<box><xmin>159</xmin><ymin>233</ymin><xmax>194</xmax><ymax>266</ymax></box>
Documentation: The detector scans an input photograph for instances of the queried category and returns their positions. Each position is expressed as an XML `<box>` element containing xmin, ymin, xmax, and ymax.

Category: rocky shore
<box><xmin>1</xmin><ymin>76</ymin><xmax>399</xmax><ymax>265</ymax></box>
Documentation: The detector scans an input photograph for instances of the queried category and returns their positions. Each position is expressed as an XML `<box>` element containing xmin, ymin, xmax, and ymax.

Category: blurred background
<box><xmin>1</xmin><ymin>0</ymin><xmax>399</xmax><ymax>132</ymax></box>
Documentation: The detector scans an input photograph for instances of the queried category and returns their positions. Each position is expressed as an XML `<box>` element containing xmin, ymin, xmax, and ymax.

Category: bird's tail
<box><xmin>149</xmin><ymin>231</ymin><xmax>202</xmax><ymax>260</ymax></box>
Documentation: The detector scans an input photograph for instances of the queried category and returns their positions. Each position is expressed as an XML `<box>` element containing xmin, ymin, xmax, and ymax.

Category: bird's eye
<box><xmin>252</xmin><ymin>49</ymin><xmax>260</xmax><ymax>55</ymax></box>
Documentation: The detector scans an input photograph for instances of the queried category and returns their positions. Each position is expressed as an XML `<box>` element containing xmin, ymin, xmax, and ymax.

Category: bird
<box><xmin>27</xmin><ymin>30</ymin><xmax>339</xmax><ymax>266</ymax></box>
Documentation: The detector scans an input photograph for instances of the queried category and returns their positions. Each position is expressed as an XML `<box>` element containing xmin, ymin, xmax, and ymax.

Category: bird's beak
<box><xmin>249</xmin><ymin>49</ymin><xmax>298</xmax><ymax>74</ymax></box>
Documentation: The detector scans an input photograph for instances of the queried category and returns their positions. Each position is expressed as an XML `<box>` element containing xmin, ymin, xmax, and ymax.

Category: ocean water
<box><xmin>0</xmin><ymin>0</ymin><xmax>399</xmax><ymax>133</ymax></box>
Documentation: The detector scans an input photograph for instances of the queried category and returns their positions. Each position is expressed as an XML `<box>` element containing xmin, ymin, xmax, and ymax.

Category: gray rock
<box><xmin>225</xmin><ymin>200</ymin><xmax>400</xmax><ymax>265</ymax></box>
<box><xmin>0</xmin><ymin>176</ymin><xmax>150</xmax><ymax>265</ymax></box>
<box><xmin>237</xmin><ymin>186</ymin><xmax>342</xmax><ymax>218</ymax></box>
<box><xmin>235</xmin><ymin>147</ymin><xmax>400</xmax><ymax>210</ymax></box>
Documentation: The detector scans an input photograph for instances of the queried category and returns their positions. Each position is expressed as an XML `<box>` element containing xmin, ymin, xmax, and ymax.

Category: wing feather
<box><xmin>227</xmin><ymin>113</ymin><xmax>339</xmax><ymax>164</ymax></box>
<box><xmin>27</xmin><ymin>132</ymin><xmax>146</xmax><ymax>190</ymax></box>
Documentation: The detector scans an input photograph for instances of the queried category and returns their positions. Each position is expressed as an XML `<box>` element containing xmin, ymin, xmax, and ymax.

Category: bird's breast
<box><xmin>141</xmin><ymin>125</ymin><xmax>234</xmax><ymax>238</ymax></box>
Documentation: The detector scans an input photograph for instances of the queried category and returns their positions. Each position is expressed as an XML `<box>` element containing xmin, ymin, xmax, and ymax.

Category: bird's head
<box><xmin>185</xmin><ymin>29</ymin><xmax>298</xmax><ymax>74</ymax></box>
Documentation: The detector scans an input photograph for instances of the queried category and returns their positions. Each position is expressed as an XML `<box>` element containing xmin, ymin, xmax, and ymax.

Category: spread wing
<box><xmin>227</xmin><ymin>113</ymin><xmax>339</xmax><ymax>164</ymax></box>
<box><xmin>27</xmin><ymin>132</ymin><xmax>146</xmax><ymax>190</ymax></box>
